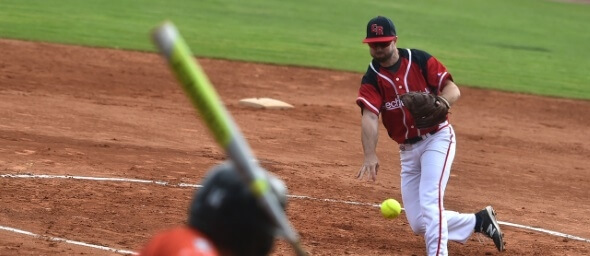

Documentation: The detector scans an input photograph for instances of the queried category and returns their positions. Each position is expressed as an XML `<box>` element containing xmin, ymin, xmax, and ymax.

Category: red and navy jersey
<box><xmin>356</xmin><ymin>48</ymin><xmax>453</xmax><ymax>144</ymax></box>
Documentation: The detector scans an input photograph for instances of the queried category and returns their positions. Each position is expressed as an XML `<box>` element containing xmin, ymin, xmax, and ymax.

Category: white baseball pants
<box><xmin>399</xmin><ymin>125</ymin><xmax>475</xmax><ymax>256</ymax></box>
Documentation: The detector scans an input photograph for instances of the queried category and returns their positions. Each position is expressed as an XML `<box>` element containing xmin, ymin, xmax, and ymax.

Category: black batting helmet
<box><xmin>188</xmin><ymin>161</ymin><xmax>287</xmax><ymax>256</ymax></box>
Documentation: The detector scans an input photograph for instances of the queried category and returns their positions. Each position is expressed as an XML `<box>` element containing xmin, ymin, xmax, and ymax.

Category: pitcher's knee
<box><xmin>408</xmin><ymin>219</ymin><xmax>426</xmax><ymax>235</ymax></box>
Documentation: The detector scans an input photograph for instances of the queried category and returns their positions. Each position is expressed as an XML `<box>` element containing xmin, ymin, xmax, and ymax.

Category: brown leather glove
<box><xmin>400</xmin><ymin>92</ymin><xmax>450</xmax><ymax>129</ymax></box>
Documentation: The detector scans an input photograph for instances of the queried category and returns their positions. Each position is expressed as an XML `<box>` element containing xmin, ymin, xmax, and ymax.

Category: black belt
<box><xmin>404</xmin><ymin>130</ymin><xmax>438</xmax><ymax>145</ymax></box>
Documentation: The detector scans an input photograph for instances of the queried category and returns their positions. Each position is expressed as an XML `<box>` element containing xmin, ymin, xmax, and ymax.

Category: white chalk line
<box><xmin>1</xmin><ymin>173</ymin><xmax>589</xmax><ymax>256</ymax></box>
<box><xmin>0</xmin><ymin>225</ymin><xmax>137</xmax><ymax>255</ymax></box>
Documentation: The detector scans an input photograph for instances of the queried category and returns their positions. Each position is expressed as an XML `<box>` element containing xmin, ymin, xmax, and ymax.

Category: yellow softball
<box><xmin>380</xmin><ymin>198</ymin><xmax>402</xmax><ymax>219</ymax></box>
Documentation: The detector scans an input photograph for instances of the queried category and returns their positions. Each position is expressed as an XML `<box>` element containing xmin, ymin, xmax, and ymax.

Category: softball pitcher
<box><xmin>355</xmin><ymin>16</ymin><xmax>505</xmax><ymax>255</ymax></box>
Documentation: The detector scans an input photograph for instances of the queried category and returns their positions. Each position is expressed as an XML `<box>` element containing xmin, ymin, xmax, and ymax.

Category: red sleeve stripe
<box><xmin>356</xmin><ymin>97</ymin><xmax>380</xmax><ymax>114</ymax></box>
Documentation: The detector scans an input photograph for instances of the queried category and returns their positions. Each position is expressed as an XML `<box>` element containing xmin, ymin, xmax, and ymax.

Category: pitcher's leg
<box><xmin>419</xmin><ymin>151</ymin><xmax>452</xmax><ymax>255</ymax></box>
<box><xmin>419</xmin><ymin>129</ymin><xmax>456</xmax><ymax>255</ymax></box>
<box><xmin>444</xmin><ymin>211</ymin><xmax>476</xmax><ymax>243</ymax></box>
<box><xmin>401</xmin><ymin>169</ymin><xmax>425</xmax><ymax>235</ymax></box>
<box><xmin>400</xmin><ymin>149</ymin><xmax>425</xmax><ymax>235</ymax></box>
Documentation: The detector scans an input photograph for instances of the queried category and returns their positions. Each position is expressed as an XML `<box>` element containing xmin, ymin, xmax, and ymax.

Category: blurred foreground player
<box><xmin>139</xmin><ymin>161</ymin><xmax>288</xmax><ymax>256</ymax></box>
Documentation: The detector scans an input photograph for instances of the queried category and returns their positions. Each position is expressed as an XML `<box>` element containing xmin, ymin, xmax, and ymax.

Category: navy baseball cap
<box><xmin>363</xmin><ymin>16</ymin><xmax>397</xmax><ymax>43</ymax></box>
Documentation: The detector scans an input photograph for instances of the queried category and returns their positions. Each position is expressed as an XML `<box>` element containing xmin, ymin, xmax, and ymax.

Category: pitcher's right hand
<box><xmin>356</xmin><ymin>156</ymin><xmax>379</xmax><ymax>182</ymax></box>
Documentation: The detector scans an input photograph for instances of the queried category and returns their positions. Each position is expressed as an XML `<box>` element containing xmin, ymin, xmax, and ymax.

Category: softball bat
<box><xmin>150</xmin><ymin>21</ymin><xmax>306</xmax><ymax>256</ymax></box>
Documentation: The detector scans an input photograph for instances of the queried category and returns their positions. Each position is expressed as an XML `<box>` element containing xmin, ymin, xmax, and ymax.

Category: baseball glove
<box><xmin>400</xmin><ymin>92</ymin><xmax>450</xmax><ymax>129</ymax></box>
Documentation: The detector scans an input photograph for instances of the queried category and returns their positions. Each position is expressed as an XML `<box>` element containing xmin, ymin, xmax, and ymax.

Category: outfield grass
<box><xmin>1</xmin><ymin>0</ymin><xmax>589</xmax><ymax>99</ymax></box>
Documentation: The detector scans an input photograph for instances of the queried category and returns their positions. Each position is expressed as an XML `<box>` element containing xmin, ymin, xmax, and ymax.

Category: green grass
<box><xmin>1</xmin><ymin>0</ymin><xmax>589</xmax><ymax>99</ymax></box>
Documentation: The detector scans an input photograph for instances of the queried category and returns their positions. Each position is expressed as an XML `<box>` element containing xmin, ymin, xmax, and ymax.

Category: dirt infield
<box><xmin>1</xmin><ymin>39</ymin><xmax>589</xmax><ymax>255</ymax></box>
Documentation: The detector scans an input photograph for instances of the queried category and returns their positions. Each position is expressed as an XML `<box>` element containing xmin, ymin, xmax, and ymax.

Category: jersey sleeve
<box><xmin>356</xmin><ymin>71</ymin><xmax>382</xmax><ymax>115</ymax></box>
<box><xmin>425</xmin><ymin>55</ymin><xmax>453</xmax><ymax>94</ymax></box>
<box><xmin>411</xmin><ymin>49</ymin><xmax>454</xmax><ymax>94</ymax></box>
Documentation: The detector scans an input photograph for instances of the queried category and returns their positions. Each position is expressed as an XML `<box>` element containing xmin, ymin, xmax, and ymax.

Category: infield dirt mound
<box><xmin>0</xmin><ymin>39</ymin><xmax>589</xmax><ymax>255</ymax></box>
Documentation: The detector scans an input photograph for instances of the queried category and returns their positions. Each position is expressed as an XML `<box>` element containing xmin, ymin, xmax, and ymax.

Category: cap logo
<box><xmin>371</xmin><ymin>24</ymin><xmax>384</xmax><ymax>36</ymax></box>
